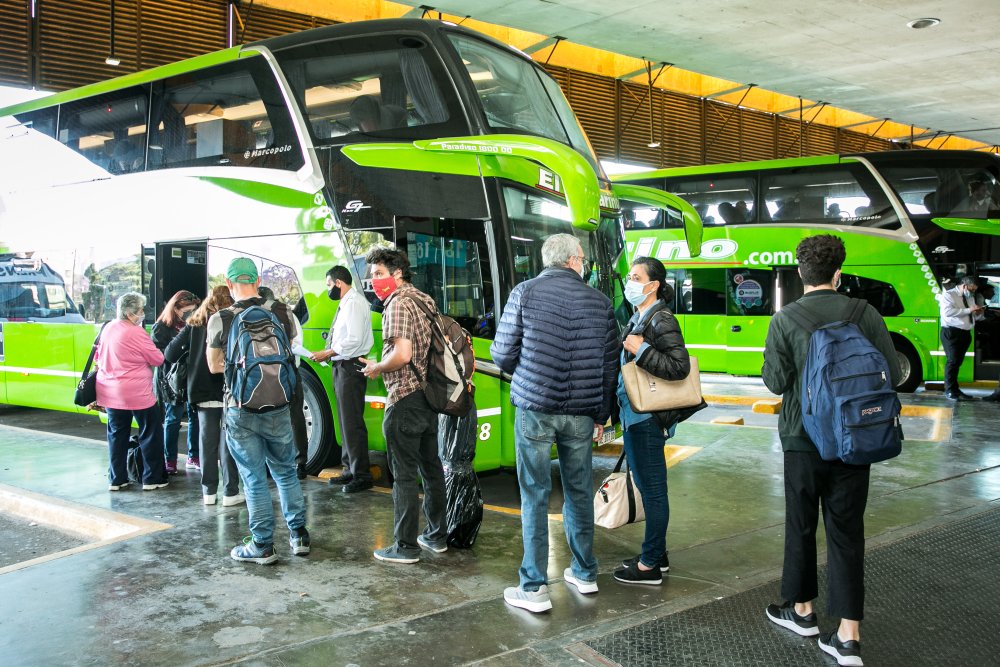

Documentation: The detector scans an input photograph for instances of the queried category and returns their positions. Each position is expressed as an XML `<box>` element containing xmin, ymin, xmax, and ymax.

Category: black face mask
<box><xmin>327</xmin><ymin>285</ymin><xmax>342</xmax><ymax>301</ymax></box>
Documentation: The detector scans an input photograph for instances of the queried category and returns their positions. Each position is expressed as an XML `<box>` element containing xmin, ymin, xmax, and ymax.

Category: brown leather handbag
<box><xmin>622</xmin><ymin>356</ymin><xmax>703</xmax><ymax>412</ymax></box>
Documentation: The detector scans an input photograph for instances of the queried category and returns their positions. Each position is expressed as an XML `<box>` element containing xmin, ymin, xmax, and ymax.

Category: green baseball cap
<box><xmin>226</xmin><ymin>257</ymin><xmax>259</xmax><ymax>284</ymax></box>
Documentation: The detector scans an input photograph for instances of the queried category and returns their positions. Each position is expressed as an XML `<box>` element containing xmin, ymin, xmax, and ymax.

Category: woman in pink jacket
<box><xmin>96</xmin><ymin>292</ymin><xmax>169</xmax><ymax>491</ymax></box>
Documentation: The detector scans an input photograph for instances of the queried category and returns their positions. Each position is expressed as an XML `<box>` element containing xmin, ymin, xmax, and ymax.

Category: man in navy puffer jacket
<box><xmin>491</xmin><ymin>233</ymin><xmax>618</xmax><ymax>613</ymax></box>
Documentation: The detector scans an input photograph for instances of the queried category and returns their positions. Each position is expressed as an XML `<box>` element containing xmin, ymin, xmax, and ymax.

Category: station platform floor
<box><xmin>0</xmin><ymin>377</ymin><xmax>998</xmax><ymax>666</ymax></box>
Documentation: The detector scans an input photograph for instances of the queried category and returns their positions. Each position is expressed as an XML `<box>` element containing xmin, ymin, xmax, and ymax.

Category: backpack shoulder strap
<box><xmin>781</xmin><ymin>300</ymin><xmax>822</xmax><ymax>334</ymax></box>
<box><xmin>399</xmin><ymin>291</ymin><xmax>436</xmax><ymax>320</ymax></box>
<box><xmin>846</xmin><ymin>298</ymin><xmax>868</xmax><ymax>325</ymax></box>
<box><xmin>268</xmin><ymin>300</ymin><xmax>294</xmax><ymax>339</ymax></box>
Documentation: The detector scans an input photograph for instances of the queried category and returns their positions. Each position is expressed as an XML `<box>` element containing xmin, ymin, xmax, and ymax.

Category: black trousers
<box><xmin>940</xmin><ymin>326</ymin><xmax>972</xmax><ymax>396</ymax></box>
<box><xmin>290</xmin><ymin>369</ymin><xmax>308</xmax><ymax>467</ymax></box>
<box><xmin>781</xmin><ymin>450</ymin><xmax>870</xmax><ymax>621</ymax></box>
<box><xmin>333</xmin><ymin>358</ymin><xmax>371</xmax><ymax>481</ymax></box>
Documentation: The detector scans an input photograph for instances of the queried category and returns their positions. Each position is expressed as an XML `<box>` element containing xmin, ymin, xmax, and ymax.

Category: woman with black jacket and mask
<box><xmin>164</xmin><ymin>286</ymin><xmax>243</xmax><ymax>506</ymax></box>
<box><xmin>152</xmin><ymin>290</ymin><xmax>201</xmax><ymax>474</ymax></box>
<box><xmin>613</xmin><ymin>256</ymin><xmax>705</xmax><ymax>586</ymax></box>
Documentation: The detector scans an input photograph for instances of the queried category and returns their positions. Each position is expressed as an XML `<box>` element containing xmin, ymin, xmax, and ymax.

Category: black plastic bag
<box><xmin>126</xmin><ymin>435</ymin><xmax>144</xmax><ymax>484</ymax></box>
<box><xmin>438</xmin><ymin>406</ymin><xmax>483</xmax><ymax>548</ymax></box>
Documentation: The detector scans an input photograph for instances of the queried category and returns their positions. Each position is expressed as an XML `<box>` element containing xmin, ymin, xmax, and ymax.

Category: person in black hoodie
<box><xmin>164</xmin><ymin>286</ymin><xmax>243</xmax><ymax>506</ymax></box>
<box><xmin>152</xmin><ymin>290</ymin><xmax>201</xmax><ymax>474</ymax></box>
<box><xmin>613</xmin><ymin>256</ymin><xmax>705</xmax><ymax>586</ymax></box>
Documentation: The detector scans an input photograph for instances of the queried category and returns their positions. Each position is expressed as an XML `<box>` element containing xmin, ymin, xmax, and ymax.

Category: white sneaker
<box><xmin>563</xmin><ymin>568</ymin><xmax>599</xmax><ymax>594</ymax></box>
<box><xmin>222</xmin><ymin>493</ymin><xmax>245</xmax><ymax>507</ymax></box>
<box><xmin>203</xmin><ymin>494</ymin><xmax>217</xmax><ymax>505</ymax></box>
<box><xmin>142</xmin><ymin>482</ymin><xmax>169</xmax><ymax>490</ymax></box>
<box><xmin>503</xmin><ymin>585</ymin><xmax>552</xmax><ymax>613</ymax></box>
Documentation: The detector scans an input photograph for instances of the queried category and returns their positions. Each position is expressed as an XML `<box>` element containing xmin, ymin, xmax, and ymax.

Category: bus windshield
<box><xmin>447</xmin><ymin>33</ymin><xmax>604</xmax><ymax>178</ymax></box>
<box><xmin>869</xmin><ymin>154</ymin><xmax>1000</xmax><ymax>219</ymax></box>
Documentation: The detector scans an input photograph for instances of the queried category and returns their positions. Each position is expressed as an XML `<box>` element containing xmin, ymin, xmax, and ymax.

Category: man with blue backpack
<box><xmin>206</xmin><ymin>257</ymin><xmax>309</xmax><ymax>565</ymax></box>
<box><xmin>762</xmin><ymin>235</ymin><xmax>901</xmax><ymax>667</ymax></box>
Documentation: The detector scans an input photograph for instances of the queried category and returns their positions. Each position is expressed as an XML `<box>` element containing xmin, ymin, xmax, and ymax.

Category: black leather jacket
<box><xmin>622</xmin><ymin>301</ymin><xmax>707</xmax><ymax>430</ymax></box>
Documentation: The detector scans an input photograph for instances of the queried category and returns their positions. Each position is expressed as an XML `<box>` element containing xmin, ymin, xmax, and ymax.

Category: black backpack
<box><xmin>163</xmin><ymin>352</ymin><xmax>189</xmax><ymax>403</ymax></box>
<box><xmin>126</xmin><ymin>436</ymin><xmax>144</xmax><ymax>483</ymax></box>
<box><xmin>400</xmin><ymin>294</ymin><xmax>475</xmax><ymax>417</ymax></box>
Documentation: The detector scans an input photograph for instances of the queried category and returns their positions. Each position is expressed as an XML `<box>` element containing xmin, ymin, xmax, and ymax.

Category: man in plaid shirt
<box><xmin>360</xmin><ymin>246</ymin><xmax>448</xmax><ymax>564</ymax></box>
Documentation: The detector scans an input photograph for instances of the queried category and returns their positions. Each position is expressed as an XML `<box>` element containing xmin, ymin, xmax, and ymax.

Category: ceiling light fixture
<box><xmin>106</xmin><ymin>0</ymin><xmax>120</xmax><ymax>66</ymax></box>
<box><xmin>907</xmin><ymin>17</ymin><xmax>940</xmax><ymax>29</ymax></box>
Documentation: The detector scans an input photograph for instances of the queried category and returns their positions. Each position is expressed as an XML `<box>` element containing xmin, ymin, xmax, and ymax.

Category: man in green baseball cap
<box><xmin>226</xmin><ymin>257</ymin><xmax>259</xmax><ymax>284</ymax></box>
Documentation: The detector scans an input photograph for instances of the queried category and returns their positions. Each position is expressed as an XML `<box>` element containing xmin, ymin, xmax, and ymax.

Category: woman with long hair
<box><xmin>151</xmin><ymin>290</ymin><xmax>201</xmax><ymax>474</ymax></box>
<box><xmin>164</xmin><ymin>285</ymin><xmax>244</xmax><ymax>506</ymax></box>
<box><xmin>613</xmin><ymin>257</ymin><xmax>705</xmax><ymax>585</ymax></box>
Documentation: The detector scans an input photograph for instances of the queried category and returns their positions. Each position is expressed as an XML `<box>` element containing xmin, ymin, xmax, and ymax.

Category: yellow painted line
<box><xmin>704</xmin><ymin>394</ymin><xmax>761</xmax><ymax>406</ymax></box>
<box><xmin>368</xmin><ymin>484</ymin><xmax>561</xmax><ymax>520</ymax></box>
<box><xmin>665</xmin><ymin>445</ymin><xmax>701</xmax><ymax>468</ymax></box>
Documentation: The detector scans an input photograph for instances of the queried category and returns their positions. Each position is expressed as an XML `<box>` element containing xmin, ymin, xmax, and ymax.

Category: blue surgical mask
<box><xmin>624</xmin><ymin>279</ymin><xmax>651</xmax><ymax>306</ymax></box>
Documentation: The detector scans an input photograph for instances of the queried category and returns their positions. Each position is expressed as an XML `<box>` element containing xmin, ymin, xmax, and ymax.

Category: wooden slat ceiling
<box><xmin>2</xmin><ymin>2</ymin><xmax>903</xmax><ymax>167</ymax></box>
<box><xmin>0</xmin><ymin>1</ymin><xmax>31</xmax><ymax>87</ymax></box>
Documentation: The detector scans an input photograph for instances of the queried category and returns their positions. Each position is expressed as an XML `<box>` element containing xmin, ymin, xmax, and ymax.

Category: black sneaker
<box><xmin>621</xmin><ymin>552</ymin><xmax>669</xmax><ymax>572</ymax></box>
<box><xmin>328</xmin><ymin>473</ymin><xmax>353</xmax><ymax>485</ymax></box>
<box><xmin>765</xmin><ymin>601</ymin><xmax>819</xmax><ymax>637</ymax></box>
<box><xmin>296</xmin><ymin>465</ymin><xmax>307</xmax><ymax>480</ymax></box>
<box><xmin>613</xmin><ymin>561</ymin><xmax>663</xmax><ymax>585</ymax></box>
<box><xmin>342</xmin><ymin>478</ymin><xmax>373</xmax><ymax>493</ymax></box>
<box><xmin>818</xmin><ymin>631</ymin><xmax>863</xmax><ymax>666</ymax></box>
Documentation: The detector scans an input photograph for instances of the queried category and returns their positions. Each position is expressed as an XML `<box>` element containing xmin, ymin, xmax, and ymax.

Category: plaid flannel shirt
<box><xmin>381</xmin><ymin>284</ymin><xmax>434</xmax><ymax>405</ymax></box>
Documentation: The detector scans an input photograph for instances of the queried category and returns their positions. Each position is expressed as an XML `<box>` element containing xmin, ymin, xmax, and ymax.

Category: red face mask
<box><xmin>372</xmin><ymin>275</ymin><xmax>398</xmax><ymax>300</ymax></box>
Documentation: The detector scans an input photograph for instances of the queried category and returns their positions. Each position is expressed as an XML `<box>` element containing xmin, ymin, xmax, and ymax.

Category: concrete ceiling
<box><xmin>394</xmin><ymin>0</ymin><xmax>1000</xmax><ymax>147</ymax></box>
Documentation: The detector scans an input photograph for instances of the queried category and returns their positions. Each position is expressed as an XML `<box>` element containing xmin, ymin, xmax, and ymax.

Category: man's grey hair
<box><xmin>117</xmin><ymin>292</ymin><xmax>146</xmax><ymax>320</ymax></box>
<box><xmin>960</xmin><ymin>275</ymin><xmax>978</xmax><ymax>288</ymax></box>
<box><xmin>542</xmin><ymin>233</ymin><xmax>583</xmax><ymax>268</ymax></box>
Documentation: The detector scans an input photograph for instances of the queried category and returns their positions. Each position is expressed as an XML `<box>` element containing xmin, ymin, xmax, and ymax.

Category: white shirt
<box><xmin>938</xmin><ymin>286</ymin><xmax>984</xmax><ymax>330</ymax></box>
<box><xmin>326</xmin><ymin>287</ymin><xmax>374</xmax><ymax>359</ymax></box>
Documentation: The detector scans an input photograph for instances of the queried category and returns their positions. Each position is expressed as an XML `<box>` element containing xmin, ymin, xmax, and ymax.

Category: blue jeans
<box><xmin>224</xmin><ymin>406</ymin><xmax>306</xmax><ymax>546</ymax></box>
<box><xmin>622</xmin><ymin>417</ymin><xmax>671</xmax><ymax>568</ymax></box>
<box><xmin>514</xmin><ymin>407</ymin><xmax>597</xmax><ymax>591</ymax></box>
<box><xmin>164</xmin><ymin>401</ymin><xmax>200</xmax><ymax>462</ymax></box>
<box><xmin>106</xmin><ymin>404</ymin><xmax>167</xmax><ymax>485</ymax></box>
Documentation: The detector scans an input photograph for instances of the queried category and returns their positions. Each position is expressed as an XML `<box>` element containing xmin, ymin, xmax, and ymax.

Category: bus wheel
<box><xmin>892</xmin><ymin>338</ymin><xmax>922</xmax><ymax>393</ymax></box>
<box><xmin>300</xmin><ymin>370</ymin><xmax>339</xmax><ymax>475</ymax></box>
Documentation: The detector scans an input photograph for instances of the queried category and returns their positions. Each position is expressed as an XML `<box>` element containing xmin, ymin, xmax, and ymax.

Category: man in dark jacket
<box><xmin>491</xmin><ymin>233</ymin><xmax>618</xmax><ymax>613</ymax></box>
<box><xmin>762</xmin><ymin>234</ymin><xmax>900</xmax><ymax>667</ymax></box>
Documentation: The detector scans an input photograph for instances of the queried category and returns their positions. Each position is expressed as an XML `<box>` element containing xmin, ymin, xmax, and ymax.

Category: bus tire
<box><xmin>892</xmin><ymin>336</ymin><xmax>922</xmax><ymax>393</ymax></box>
<box><xmin>300</xmin><ymin>370</ymin><xmax>339</xmax><ymax>475</ymax></box>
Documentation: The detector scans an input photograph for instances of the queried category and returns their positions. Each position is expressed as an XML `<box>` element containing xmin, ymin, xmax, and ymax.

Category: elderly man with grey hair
<box><xmin>491</xmin><ymin>233</ymin><xmax>618</xmax><ymax>613</ymax></box>
<box><xmin>95</xmin><ymin>292</ymin><xmax>169</xmax><ymax>491</ymax></box>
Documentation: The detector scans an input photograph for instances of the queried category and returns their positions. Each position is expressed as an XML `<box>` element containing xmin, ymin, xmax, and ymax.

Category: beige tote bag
<box><xmin>622</xmin><ymin>356</ymin><xmax>702</xmax><ymax>412</ymax></box>
<box><xmin>594</xmin><ymin>451</ymin><xmax>645</xmax><ymax>529</ymax></box>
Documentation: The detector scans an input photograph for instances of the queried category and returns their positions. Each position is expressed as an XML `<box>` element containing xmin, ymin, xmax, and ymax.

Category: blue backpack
<box><xmin>223</xmin><ymin>304</ymin><xmax>297</xmax><ymax>412</ymax></box>
<box><xmin>784</xmin><ymin>298</ymin><xmax>903</xmax><ymax>465</ymax></box>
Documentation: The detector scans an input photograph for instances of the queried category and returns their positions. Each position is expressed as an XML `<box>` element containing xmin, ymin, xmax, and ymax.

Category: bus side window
<box><xmin>13</xmin><ymin>108</ymin><xmax>57</xmax><ymax>138</ymax></box>
<box><xmin>57</xmin><ymin>86</ymin><xmax>149</xmax><ymax>174</ymax></box>
<box><xmin>663</xmin><ymin>174</ymin><xmax>756</xmax><ymax>226</ymax></box>
<box><xmin>838</xmin><ymin>274</ymin><xmax>904</xmax><ymax>317</ymax></box>
<box><xmin>148</xmin><ymin>56</ymin><xmax>302</xmax><ymax>172</ymax></box>
<box><xmin>762</xmin><ymin>165</ymin><xmax>898</xmax><ymax>229</ymax></box>
<box><xmin>396</xmin><ymin>218</ymin><xmax>496</xmax><ymax>339</ymax></box>
<box><xmin>680</xmin><ymin>269</ymin><xmax>726</xmax><ymax>315</ymax></box>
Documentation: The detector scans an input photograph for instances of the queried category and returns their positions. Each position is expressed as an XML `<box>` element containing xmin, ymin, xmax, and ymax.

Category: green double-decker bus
<box><xmin>0</xmin><ymin>19</ymin><xmax>702</xmax><ymax>472</ymax></box>
<box><xmin>616</xmin><ymin>150</ymin><xmax>1000</xmax><ymax>393</ymax></box>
